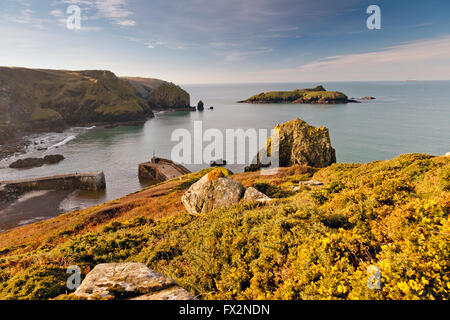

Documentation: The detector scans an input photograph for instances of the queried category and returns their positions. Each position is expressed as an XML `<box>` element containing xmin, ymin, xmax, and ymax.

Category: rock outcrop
<box><xmin>197</xmin><ymin>100</ymin><xmax>204</xmax><ymax>111</ymax></box>
<box><xmin>242</xmin><ymin>187</ymin><xmax>272</xmax><ymax>203</ymax></box>
<box><xmin>123</xmin><ymin>78</ymin><xmax>190</xmax><ymax>110</ymax></box>
<box><xmin>9</xmin><ymin>155</ymin><xmax>65</xmax><ymax>169</ymax></box>
<box><xmin>254</xmin><ymin>118</ymin><xmax>336</xmax><ymax>168</ymax></box>
<box><xmin>182</xmin><ymin>170</ymin><xmax>244</xmax><ymax>215</ymax></box>
<box><xmin>299</xmin><ymin>180</ymin><xmax>324</xmax><ymax>186</ymax></box>
<box><xmin>122</xmin><ymin>77</ymin><xmax>168</xmax><ymax>99</ymax></box>
<box><xmin>130</xmin><ymin>287</ymin><xmax>196</xmax><ymax>300</ymax></box>
<box><xmin>293</xmin><ymin>180</ymin><xmax>325</xmax><ymax>192</ymax></box>
<box><xmin>238</xmin><ymin>86</ymin><xmax>351</xmax><ymax>104</ymax></box>
<box><xmin>148</xmin><ymin>83</ymin><xmax>190</xmax><ymax>110</ymax></box>
<box><xmin>74</xmin><ymin>263</ymin><xmax>195</xmax><ymax>300</ymax></box>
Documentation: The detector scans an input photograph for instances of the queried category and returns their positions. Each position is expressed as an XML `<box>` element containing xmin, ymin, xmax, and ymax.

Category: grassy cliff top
<box><xmin>0</xmin><ymin>154</ymin><xmax>448</xmax><ymax>300</ymax></box>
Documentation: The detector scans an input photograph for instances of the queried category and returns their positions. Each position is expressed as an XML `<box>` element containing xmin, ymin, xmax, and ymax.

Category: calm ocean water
<box><xmin>1</xmin><ymin>81</ymin><xmax>449</xmax><ymax>227</ymax></box>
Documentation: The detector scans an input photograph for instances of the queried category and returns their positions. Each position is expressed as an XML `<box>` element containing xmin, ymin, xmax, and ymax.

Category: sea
<box><xmin>0</xmin><ymin>81</ymin><xmax>449</xmax><ymax>230</ymax></box>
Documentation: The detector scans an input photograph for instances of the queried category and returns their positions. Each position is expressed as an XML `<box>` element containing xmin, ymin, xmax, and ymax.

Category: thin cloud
<box><xmin>217</xmin><ymin>47</ymin><xmax>274</xmax><ymax>62</ymax></box>
<box><xmin>301</xmin><ymin>36</ymin><xmax>450</xmax><ymax>69</ymax></box>
<box><xmin>50</xmin><ymin>9</ymin><xmax>64</xmax><ymax>17</ymax></box>
<box><xmin>58</xmin><ymin>0</ymin><xmax>136</xmax><ymax>27</ymax></box>
<box><xmin>94</xmin><ymin>0</ymin><xmax>136</xmax><ymax>27</ymax></box>
<box><xmin>255</xmin><ymin>36</ymin><xmax>450</xmax><ymax>80</ymax></box>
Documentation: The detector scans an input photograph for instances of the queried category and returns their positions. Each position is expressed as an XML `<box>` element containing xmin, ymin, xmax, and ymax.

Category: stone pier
<box><xmin>0</xmin><ymin>172</ymin><xmax>106</xmax><ymax>193</ymax></box>
<box><xmin>139</xmin><ymin>157</ymin><xmax>190</xmax><ymax>182</ymax></box>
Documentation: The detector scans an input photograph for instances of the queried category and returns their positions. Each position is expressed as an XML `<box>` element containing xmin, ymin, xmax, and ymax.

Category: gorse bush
<box><xmin>252</xmin><ymin>182</ymin><xmax>292</xmax><ymax>198</ymax></box>
<box><xmin>0</xmin><ymin>154</ymin><xmax>448</xmax><ymax>300</ymax></box>
<box><xmin>0</xmin><ymin>265</ymin><xmax>67</xmax><ymax>300</ymax></box>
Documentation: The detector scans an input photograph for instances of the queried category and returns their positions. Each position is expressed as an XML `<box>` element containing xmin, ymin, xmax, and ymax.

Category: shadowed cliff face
<box><xmin>0</xmin><ymin>67</ymin><xmax>152</xmax><ymax>142</ymax></box>
<box><xmin>122</xmin><ymin>78</ymin><xmax>190</xmax><ymax>109</ymax></box>
<box><xmin>148</xmin><ymin>83</ymin><xmax>190</xmax><ymax>109</ymax></box>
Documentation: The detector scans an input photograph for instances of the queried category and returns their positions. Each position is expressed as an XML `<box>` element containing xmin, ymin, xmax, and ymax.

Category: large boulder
<box><xmin>74</xmin><ymin>263</ymin><xmax>195</xmax><ymax>300</ymax></box>
<box><xmin>182</xmin><ymin>171</ymin><xmax>244</xmax><ymax>215</ymax></box>
<box><xmin>9</xmin><ymin>157</ymin><xmax>45</xmax><ymax>169</ymax></box>
<box><xmin>256</xmin><ymin>118</ymin><xmax>336</xmax><ymax>168</ymax></box>
<box><xmin>43</xmin><ymin>154</ymin><xmax>65</xmax><ymax>165</ymax></box>
<box><xmin>130</xmin><ymin>287</ymin><xmax>196</xmax><ymax>300</ymax></box>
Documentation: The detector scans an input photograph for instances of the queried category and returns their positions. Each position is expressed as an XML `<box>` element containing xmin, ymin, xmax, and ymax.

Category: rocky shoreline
<box><xmin>0</xmin><ymin>118</ymin><xmax>154</xmax><ymax>161</ymax></box>
<box><xmin>0</xmin><ymin>138</ymin><xmax>30</xmax><ymax>161</ymax></box>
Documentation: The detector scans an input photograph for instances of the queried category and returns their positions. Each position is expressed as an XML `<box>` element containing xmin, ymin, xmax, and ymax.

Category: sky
<box><xmin>0</xmin><ymin>0</ymin><xmax>450</xmax><ymax>84</ymax></box>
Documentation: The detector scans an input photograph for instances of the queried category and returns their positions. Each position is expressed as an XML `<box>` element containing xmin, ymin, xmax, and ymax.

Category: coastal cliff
<box><xmin>239</xmin><ymin>85</ymin><xmax>351</xmax><ymax>104</ymax></box>
<box><xmin>122</xmin><ymin>77</ymin><xmax>190</xmax><ymax>110</ymax></box>
<box><xmin>0</xmin><ymin>67</ymin><xmax>191</xmax><ymax>146</ymax></box>
<box><xmin>0</xmin><ymin>67</ymin><xmax>151</xmax><ymax>145</ymax></box>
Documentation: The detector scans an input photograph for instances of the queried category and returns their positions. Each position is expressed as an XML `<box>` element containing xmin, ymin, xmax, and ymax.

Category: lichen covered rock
<box><xmin>130</xmin><ymin>287</ymin><xmax>196</xmax><ymax>300</ymax></box>
<box><xmin>257</xmin><ymin>118</ymin><xmax>336</xmax><ymax>168</ymax></box>
<box><xmin>182</xmin><ymin>171</ymin><xmax>244</xmax><ymax>214</ymax></box>
<box><xmin>73</xmin><ymin>263</ymin><xmax>194</xmax><ymax>300</ymax></box>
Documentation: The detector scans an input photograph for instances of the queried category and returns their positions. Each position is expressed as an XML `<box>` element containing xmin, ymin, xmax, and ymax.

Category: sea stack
<box><xmin>247</xmin><ymin>118</ymin><xmax>336</xmax><ymax>171</ymax></box>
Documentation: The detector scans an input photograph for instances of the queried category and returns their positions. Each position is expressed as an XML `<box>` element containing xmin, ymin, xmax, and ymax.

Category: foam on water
<box><xmin>50</xmin><ymin>135</ymin><xmax>76</xmax><ymax>149</ymax></box>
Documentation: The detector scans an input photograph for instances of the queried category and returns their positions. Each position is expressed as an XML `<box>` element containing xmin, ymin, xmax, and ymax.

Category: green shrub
<box><xmin>0</xmin><ymin>265</ymin><xmax>67</xmax><ymax>300</ymax></box>
<box><xmin>252</xmin><ymin>182</ymin><xmax>291</xmax><ymax>198</ymax></box>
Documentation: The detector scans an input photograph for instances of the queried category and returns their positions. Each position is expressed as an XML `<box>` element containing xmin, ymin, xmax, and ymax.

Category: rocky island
<box><xmin>238</xmin><ymin>85</ymin><xmax>356</xmax><ymax>104</ymax></box>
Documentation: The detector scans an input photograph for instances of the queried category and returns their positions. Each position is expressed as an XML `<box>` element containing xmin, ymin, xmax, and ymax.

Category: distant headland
<box><xmin>0</xmin><ymin>67</ymin><xmax>192</xmax><ymax>158</ymax></box>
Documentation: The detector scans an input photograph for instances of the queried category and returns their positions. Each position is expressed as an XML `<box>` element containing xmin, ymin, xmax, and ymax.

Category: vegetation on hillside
<box><xmin>239</xmin><ymin>86</ymin><xmax>349</xmax><ymax>104</ymax></box>
<box><xmin>0</xmin><ymin>67</ymin><xmax>150</xmax><ymax>139</ymax></box>
<box><xmin>0</xmin><ymin>154</ymin><xmax>448</xmax><ymax>300</ymax></box>
<box><xmin>148</xmin><ymin>83</ymin><xmax>191</xmax><ymax>109</ymax></box>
